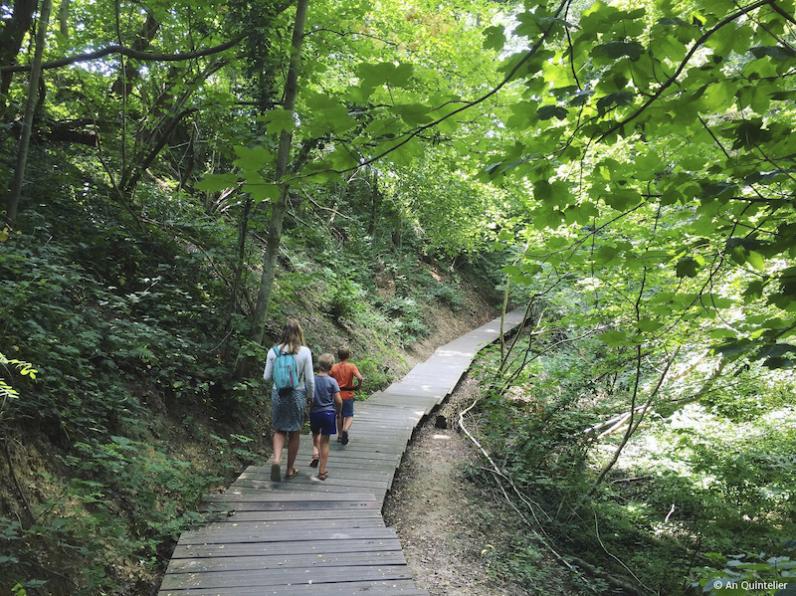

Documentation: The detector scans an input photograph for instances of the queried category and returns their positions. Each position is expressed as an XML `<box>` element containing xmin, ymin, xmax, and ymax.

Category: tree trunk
<box><xmin>4</xmin><ymin>0</ymin><xmax>52</xmax><ymax>227</ymax></box>
<box><xmin>57</xmin><ymin>0</ymin><xmax>68</xmax><ymax>36</ymax></box>
<box><xmin>231</xmin><ymin>198</ymin><xmax>251</xmax><ymax>316</ymax></box>
<box><xmin>249</xmin><ymin>0</ymin><xmax>309</xmax><ymax>345</ymax></box>
<box><xmin>0</xmin><ymin>0</ymin><xmax>37</xmax><ymax>108</ymax></box>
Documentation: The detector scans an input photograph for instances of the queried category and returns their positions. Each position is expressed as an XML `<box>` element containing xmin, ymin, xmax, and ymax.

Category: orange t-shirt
<box><xmin>330</xmin><ymin>361</ymin><xmax>360</xmax><ymax>400</ymax></box>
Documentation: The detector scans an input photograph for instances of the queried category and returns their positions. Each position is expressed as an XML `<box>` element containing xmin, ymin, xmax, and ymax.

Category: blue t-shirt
<box><xmin>312</xmin><ymin>375</ymin><xmax>340</xmax><ymax>413</ymax></box>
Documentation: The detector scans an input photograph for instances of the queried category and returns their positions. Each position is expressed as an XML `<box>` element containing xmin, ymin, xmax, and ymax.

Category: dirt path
<box><xmin>383</xmin><ymin>377</ymin><xmax>531</xmax><ymax>596</ymax></box>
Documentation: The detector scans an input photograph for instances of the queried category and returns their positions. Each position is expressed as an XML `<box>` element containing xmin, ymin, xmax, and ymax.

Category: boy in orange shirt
<box><xmin>330</xmin><ymin>346</ymin><xmax>363</xmax><ymax>445</ymax></box>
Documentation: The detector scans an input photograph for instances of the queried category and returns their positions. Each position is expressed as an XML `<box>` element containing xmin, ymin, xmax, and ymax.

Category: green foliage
<box><xmin>430</xmin><ymin>283</ymin><xmax>464</xmax><ymax>311</ymax></box>
<box><xmin>324</xmin><ymin>277</ymin><xmax>365</xmax><ymax>322</ymax></box>
<box><xmin>3</xmin><ymin>0</ymin><xmax>793</xmax><ymax>592</ymax></box>
<box><xmin>470</xmin><ymin>301</ymin><xmax>796</xmax><ymax>592</ymax></box>
<box><xmin>695</xmin><ymin>551</ymin><xmax>796</xmax><ymax>595</ymax></box>
<box><xmin>0</xmin><ymin>354</ymin><xmax>37</xmax><ymax>408</ymax></box>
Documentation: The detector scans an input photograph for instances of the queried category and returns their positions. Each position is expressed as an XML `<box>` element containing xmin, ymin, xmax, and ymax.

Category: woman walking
<box><xmin>263</xmin><ymin>319</ymin><xmax>314</xmax><ymax>481</ymax></box>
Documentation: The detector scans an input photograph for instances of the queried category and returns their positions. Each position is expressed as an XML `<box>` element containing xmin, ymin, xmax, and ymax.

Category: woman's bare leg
<box><xmin>286</xmin><ymin>431</ymin><xmax>300</xmax><ymax>473</ymax></box>
<box><xmin>272</xmin><ymin>431</ymin><xmax>285</xmax><ymax>464</ymax></box>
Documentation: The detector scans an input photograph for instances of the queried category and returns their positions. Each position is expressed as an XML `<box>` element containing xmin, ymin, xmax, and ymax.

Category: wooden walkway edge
<box><xmin>159</xmin><ymin>309</ymin><xmax>526</xmax><ymax>595</ymax></box>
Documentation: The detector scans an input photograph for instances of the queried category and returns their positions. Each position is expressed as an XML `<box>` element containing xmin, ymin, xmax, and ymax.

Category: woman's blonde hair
<box><xmin>278</xmin><ymin>319</ymin><xmax>305</xmax><ymax>354</ymax></box>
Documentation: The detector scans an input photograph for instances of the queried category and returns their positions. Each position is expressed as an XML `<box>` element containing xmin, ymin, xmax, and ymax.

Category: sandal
<box><xmin>285</xmin><ymin>467</ymin><xmax>299</xmax><ymax>479</ymax></box>
<box><xmin>317</xmin><ymin>471</ymin><xmax>328</xmax><ymax>481</ymax></box>
<box><xmin>309</xmin><ymin>457</ymin><xmax>319</xmax><ymax>468</ymax></box>
<box><xmin>270</xmin><ymin>463</ymin><xmax>281</xmax><ymax>482</ymax></box>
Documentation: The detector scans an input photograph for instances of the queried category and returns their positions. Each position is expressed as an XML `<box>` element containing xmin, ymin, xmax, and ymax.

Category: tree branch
<box><xmin>0</xmin><ymin>34</ymin><xmax>245</xmax><ymax>74</ymax></box>
<box><xmin>597</xmin><ymin>0</ymin><xmax>771</xmax><ymax>142</ymax></box>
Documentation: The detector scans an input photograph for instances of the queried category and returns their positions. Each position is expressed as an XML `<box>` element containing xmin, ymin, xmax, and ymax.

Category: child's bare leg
<box><xmin>272</xmin><ymin>431</ymin><xmax>285</xmax><ymax>464</ymax></box>
<box><xmin>312</xmin><ymin>432</ymin><xmax>320</xmax><ymax>460</ymax></box>
<box><xmin>343</xmin><ymin>417</ymin><xmax>353</xmax><ymax>432</ymax></box>
<box><xmin>319</xmin><ymin>435</ymin><xmax>331</xmax><ymax>475</ymax></box>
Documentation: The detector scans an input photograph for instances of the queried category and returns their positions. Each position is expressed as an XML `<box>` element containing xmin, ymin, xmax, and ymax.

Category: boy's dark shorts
<box><xmin>341</xmin><ymin>399</ymin><xmax>355</xmax><ymax>418</ymax></box>
<box><xmin>310</xmin><ymin>410</ymin><xmax>337</xmax><ymax>436</ymax></box>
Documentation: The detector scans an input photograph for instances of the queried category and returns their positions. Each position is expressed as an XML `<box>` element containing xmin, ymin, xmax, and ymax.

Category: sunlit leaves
<box><xmin>356</xmin><ymin>61</ymin><xmax>414</xmax><ymax>96</ymax></box>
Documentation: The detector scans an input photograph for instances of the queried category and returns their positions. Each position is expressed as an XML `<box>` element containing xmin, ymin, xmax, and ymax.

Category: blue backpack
<box><xmin>272</xmin><ymin>346</ymin><xmax>299</xmax><ymax>396</ymax></box>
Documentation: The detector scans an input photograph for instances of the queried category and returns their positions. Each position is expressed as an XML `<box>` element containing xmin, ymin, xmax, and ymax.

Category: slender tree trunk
<box><xmin>4</xmin><ymin>0</ymin><xmax>52</xmax><ymax>227</ymax></box>
<box><xmin>231</xmin><ymin>198</ymin><xmax>252</xmax><ymax>315</ymax></box>
<box><xmin>250</xmin><ymin>0</ymin><xmax>309</xmax><ymax>345</ymax></box>
<box><xmin>57</xmin><ymin>0</ymin><xmax>69</xmax><ymax>37</ymax></box>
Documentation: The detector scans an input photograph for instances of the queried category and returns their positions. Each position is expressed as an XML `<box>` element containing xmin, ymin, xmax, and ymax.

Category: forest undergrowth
<box><xmin>467</xmin><ymin>305</ymin><xmax>796</xmax><ymax>595</ymax></box>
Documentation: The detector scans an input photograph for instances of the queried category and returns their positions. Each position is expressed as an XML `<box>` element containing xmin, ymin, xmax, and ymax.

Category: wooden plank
<box><xmin>244</xmin><ymin>461</ymin><xmax>398</xmax><ymax>473</ymax></box>
<box><xmin>200</xmin><ymin>500</ymin><xmax>381</xmax><ymax>513</ymax></box>
<box><xmin>180</xmin><ymin>519</ymin><xmax>387</xmax><ymax>544</ymax></box>
<box><xmin>244</xmin><ymin>460</ymin><xmax>397</xmax><ymax>472</ymax></box>
<box><xmin>159</xmin><ymin>564</ymin><xmax>414</xmax><ymax>590</ymax></box>
<box><xmin>171</xmin><ymin>538</ymin><xmax>403</xmax><ymax>559</ymax></box>
<box><xmin>160</xmin><ymin>579</ymin><xmax>426</xmax><ymax>595</ymax></box>
<box><xmin>182</xmin><ymin>517</ymin><xmax>385</xmax><ymax>536</ymax></box>
<box><xmin>226</xmin><ymin>485</ymin><xmax>388</xmax><ymax>501</ymax></box>
<box><xmin>202</xmin><ymin>509</ymin><xmax>384</xmax><ymax>523</ymax></box>
<box><xmin>166</xmin><ymin>550</ymin><xmax>406</xmax><ymax>574</ymax></box>
<box><xmin>234</xmin><ymin>475</ymin><xmax>390</xmax><ymax>490</ymax></box>
<box><xmin>178</xmin><ymin>526</ymin><xmax>398</xmax><ymax>546</ymax></box>
<box><xmin>204</xmin><ymin>491</ymin><xmax>378</xmax><ymax>502</ymax></box>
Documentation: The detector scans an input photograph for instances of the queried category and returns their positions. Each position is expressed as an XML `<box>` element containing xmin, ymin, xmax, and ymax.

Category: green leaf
<box><xmin>746</xmin><ymin>250</ymin><xmax>765</xmax><ymax>271</ymax></box>
<box><xmin>265</xmin><ymin>108</ymin><xmax>296</xmax><ymax>135</ymax></box>
<box><xmin>233</xmin><ymin>145</ymin><xmax>273</xmax><ymax>173</ymax></box>
<box><xmin>242</xmin><ymin>181</ymin><xmax>281</xmax><ymax>202</ymax></box>
<box><xmin>196</xmin><ymin>173</ymin><xmax>238</xmax><ymax>193</ymax></box>
<box><xmin>537</xmin><ymin>105</ymin><xmax>568</xmax><ymax>120</ymax></box>
<box><xmin>676</xmin><ymin>256</ymin><xmax>699</xmax><ymax>278</ymax></box>
<box><xmin>750</xmin><ymin>45</ymin><xmax>796</xmax><ymax>60</ymax></box>
<box><xmin>356</xmin><ymin>62</ymin><xmax>414</xmax><ymax>91</ymax></box>
<box><xmin>592</xmin><ymin>41</ymin><xmax>644</xmax><ymax>62</ymax></box>
<box><xmin>598</xmin><ymin>330</ymin><xmax>630</xmax><ymax>346</ymax></box>
<box><xmin>394</xmin><ymin>103</ymin><xmax>432</xmax><ymax>125</ymax></box>
<box><xmin>604</xmin><ymin>189</ymin><xmax>640</xmax><ymax>210</ymax></box>
<box><xmin>596</xmin><ymin>91</ymin><xmax>634</xmax><ymax>116</ymax></box>
<box><xmin>483</xmin><ymin>26</ymin><xmax>505</xmax><ymax>51</ymax></box>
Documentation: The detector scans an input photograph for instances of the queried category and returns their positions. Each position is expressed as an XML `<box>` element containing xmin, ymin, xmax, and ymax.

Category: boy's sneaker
<box><xmin>336</xmin><ymin>435</ymin><xmax>343</xmax><ymax>443</ymax></box>
<box><xmin>341</xmin><ymin>431</ymin><xmax>349</xmax><ymax>445</ymax></box>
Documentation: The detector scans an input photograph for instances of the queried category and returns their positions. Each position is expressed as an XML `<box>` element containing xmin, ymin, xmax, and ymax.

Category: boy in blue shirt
<box><xmin>309</xmin><ymin>353</ymin><xmax>342</xmax><ymax>480</ymax></box>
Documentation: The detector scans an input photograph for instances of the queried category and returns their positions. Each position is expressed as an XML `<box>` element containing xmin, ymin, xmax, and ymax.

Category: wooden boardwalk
<box><xmin>159</xmin><ymin>309</ymin><xmax>525</xmax><ymax>595</ymax></box>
